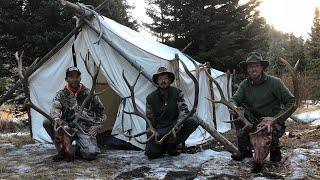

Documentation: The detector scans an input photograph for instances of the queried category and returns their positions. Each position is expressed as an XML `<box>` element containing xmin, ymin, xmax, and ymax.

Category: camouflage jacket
<box><xmin>146</xmin><ymin>86</ymin><xmax>189</xmax><ymax>135</ymax></box>
<box><xmin>50</xmin><ymin>84</ymin><xmax>106</xmax><ymax>131</ymax></box>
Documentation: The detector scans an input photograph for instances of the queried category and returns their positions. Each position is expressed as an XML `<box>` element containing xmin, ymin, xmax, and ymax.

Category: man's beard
<box><xmin>159</xmin><ymin>83</ymin><xmax>169</xmax><ymax>89</ymax></box>
<box><xmin>68</xmin><ymin>80</ymin><xmax>80</xmax><ymax>89</ymax></box>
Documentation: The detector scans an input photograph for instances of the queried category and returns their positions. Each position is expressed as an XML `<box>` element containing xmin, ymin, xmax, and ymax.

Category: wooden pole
<box><xmin>173</xmin><ymin>54</ymin><xmax>180</xmax><ymax>88</ymax></box>
<box><xmin>196</xmin><ymin>115</ymin><xmax>239</xmax><ymax>154</ymax></box>
<box><xmin>205</xmin><ymin>62</ymin><xmax>217</xmax><ymax>129</ymax></box>
<box><xmin>0</xmin><ymin>0</ymin><xmax>109</xmax><ymax>107</ymax></box>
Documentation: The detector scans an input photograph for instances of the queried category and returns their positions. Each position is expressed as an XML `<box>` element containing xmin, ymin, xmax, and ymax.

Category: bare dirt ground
<box><xmin>0</xmin><ymin>119</ymin><xmax>319</xmax><ymax>179</ymax></box>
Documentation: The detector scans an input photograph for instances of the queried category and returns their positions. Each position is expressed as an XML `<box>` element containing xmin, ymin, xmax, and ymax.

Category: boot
<box><xmin>166</xmin><ymin>143</ymin><xmax>180</xmax><ymax>156</ymax></box>
<box><xmin>231</xmin><ymin>150</ymin><xmax>253</xmax><ymax>161</ymax></box>
<box><xmin>270</xmin><ymin>148</ymin><xmax>281</xmax><ymax>162</ymax></box>
<box><xmin>252</xmin><ymin>163</ymin><xmax>263</xmax><ymax>173</ymax></box>
<box><xmin>52</xmin><ymin>152</ymin><xmax>65</xmax><ymax>162</ymax></box>
<box><xmin>167</xmin><ymin>148</ymin><xmax>181</xmax><ymax>156</ymax></box>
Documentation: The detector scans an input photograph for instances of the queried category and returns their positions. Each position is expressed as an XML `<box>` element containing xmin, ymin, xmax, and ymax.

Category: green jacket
<box><xmin>229</xmin><ymin>73</ymin><xmax>295</xmax><ymax>124</ymax></box>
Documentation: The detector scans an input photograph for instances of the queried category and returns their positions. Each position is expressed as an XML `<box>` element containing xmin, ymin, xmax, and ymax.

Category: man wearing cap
<box><xmin>229</xmin><ymin>52</ymin><xmax>295</xmax><ymax>162</ymax></box>
<box><xmin>144</xmin><ymin>67</ymin><xmax>199</xmax><ymax>159</ymax></box>
<box><xmin>43</xmin><ymin>66</ymin><xmax>106</xmax><ymax>161</ymax></box>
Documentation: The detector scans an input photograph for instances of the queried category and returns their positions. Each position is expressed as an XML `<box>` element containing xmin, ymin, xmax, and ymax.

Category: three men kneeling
<box><xmin>42</xmin><ymin>52</ymin><xmax>294</xmax><ymax>165</ymax></box>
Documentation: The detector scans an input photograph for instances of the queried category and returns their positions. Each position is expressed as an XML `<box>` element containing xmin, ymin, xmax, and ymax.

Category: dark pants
<box><xmin>235</xmin><ymin>112</ymin><xmax>286</xmax><ymax>153</ymax></box>
<box><xmin>43</xmin><ymin>119</ymin><xmax>100</xmax><ymax>160</ymax></box>
<box><xmin>145</xmin><ymin>117</ymin><xmax>199</xmax><ymax>159</ymax></box>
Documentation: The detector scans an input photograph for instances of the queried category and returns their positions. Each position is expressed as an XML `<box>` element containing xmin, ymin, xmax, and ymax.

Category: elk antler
<box><xmin>250</xmin><ymin>58</ymin><xmax>299</xmax><ymax>135</ymax></box>
<box><xmin>15</xmin><ymin>51</ymin><xmax>52</xmax><ymax>120</ymax></box>
<box><xmin>204</xmin><ymin>68</ymin><xmax>253</xmax><ymax>132</ymax></box>
<box><xmin>70</xmin><ymin>52</ymin><xmax>104</xmax><ymax>133</ymax></box>
<box><xmin>122</xmin><ymin>69</ymin><xmax>157</xmax><ymax>144</ymax></box>
<box><xmin>155</xmin><ymin>57</ymin><xmax>199</xmax><ymax>144</ymax></box>
<box><xmin>121</xmin><ymin>54</ymin><xmax>199</xmax><ymax>144</ymax></box>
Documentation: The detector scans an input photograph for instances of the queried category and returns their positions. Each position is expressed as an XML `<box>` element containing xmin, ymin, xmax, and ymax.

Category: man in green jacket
<box><xmin>145</xmin><ymin>67</ymin><xmax>199</xmax><ymax>159</ymax></box>
<box><xmin>229</xmin><ymin>52</ymin><xmax>295</xmax><ymax>162</ymax></box>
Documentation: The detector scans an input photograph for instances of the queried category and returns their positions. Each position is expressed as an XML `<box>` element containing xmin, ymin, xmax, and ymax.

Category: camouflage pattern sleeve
<box><xmin>177</xmin><ymin>90</ymin><xmax>189</xmax><ymax>120</ymax></box>
<box><xmin>50</xmin><ymin>91</ymin><xmax>63</xmax><ymax>120</ymax></box>
<box><xmin>146</xmin><ymin>96</ymin><xmax>154</xmax><ymax>127</ymax></box>
<box><xmin>91</xmin><ymin>95</ymin><xmax>106</xmax><ymax>125</ymax></box>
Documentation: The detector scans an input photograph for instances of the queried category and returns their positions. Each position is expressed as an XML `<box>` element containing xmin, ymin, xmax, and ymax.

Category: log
<box><xmin>196</xmin><ymin>115</ymin><xmax>239</xmax><ymax>154</ymax></box>
<box><xmin>0</xmin><ymin>0</ymin><xmax>109</xmax><ymax>107</ymax></box>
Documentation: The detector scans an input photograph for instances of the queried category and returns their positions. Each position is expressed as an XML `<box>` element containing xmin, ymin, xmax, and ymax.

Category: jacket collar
<box><xmin>65</xmin><ymin>83</ymin><xmax>84</xmax><ymax>97</ymax></box>
<box><xmin>248</xmin><ymin>73</ymin><xmax>268</xmax><ymax>86</ymax></box>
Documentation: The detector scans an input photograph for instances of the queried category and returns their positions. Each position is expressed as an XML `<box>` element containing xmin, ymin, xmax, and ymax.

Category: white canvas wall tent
<box><xmin>13</xmin><ymin>3</ymin><xmax>233</xmax><ymax>150</ymax></box>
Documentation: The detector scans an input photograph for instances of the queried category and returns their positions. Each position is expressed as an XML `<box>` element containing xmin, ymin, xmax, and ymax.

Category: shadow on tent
<box><xmin>94</xmin><ymin>68</ymin><xmax>140</xmax><ymax>151</ymax></box>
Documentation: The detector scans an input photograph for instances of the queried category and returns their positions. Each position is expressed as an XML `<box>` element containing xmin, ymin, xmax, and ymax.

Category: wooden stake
<box><xmin>205</xmin><ymin>62</ymin><xmax>217</xmax><ymax>129</ymax></box>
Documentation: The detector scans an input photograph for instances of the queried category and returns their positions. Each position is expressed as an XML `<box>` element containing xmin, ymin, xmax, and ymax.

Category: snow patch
<box><xmin>294</xmin><ymin>110</ymin><xmax>320</xmax><ymax>123</ymax></box>
<box><xmin>0</xmin><ymin>132</ymin><xmax>30</xmax><ymax>137</ymax></box>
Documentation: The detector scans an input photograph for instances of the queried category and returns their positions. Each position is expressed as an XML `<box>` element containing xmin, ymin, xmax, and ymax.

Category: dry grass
<box><xmin>281</xmin><ymin>120</ymin><xmax>320</xmax><ymax>149</ymax></box>
<box><xmin>294</xmin><ymin>105</ymin><xmax>320</xmax><ymax>114</ymax></box>
<box><xmin>0</xmin><ymin>105</ymin><xmax>28</xmax><ymax>132</ymax></box>
<box><xmin>0</xmin><ymin>119</ymin><xmax>23</xmax><ymax>132</ymax></box>
<box><xmin>0</xmin><ymin>133</ymin><xmax>33</xmax><ymax>147</ymax></box>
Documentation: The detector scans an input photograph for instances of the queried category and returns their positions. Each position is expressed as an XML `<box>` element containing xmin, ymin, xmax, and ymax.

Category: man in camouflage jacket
<box><xmin>229</xmin><ymin>52</ymin><xmax>295</xmax><ymax>163</ymax></box>
<box><xmin>145</xmin><ymin>67</ymin><xmax>199</xmax><ymax>159</ymax></box>
<box><xmin>43</xmin><ymin>66</ymin><xmax>106</xmax><ymax>161</ymax></box>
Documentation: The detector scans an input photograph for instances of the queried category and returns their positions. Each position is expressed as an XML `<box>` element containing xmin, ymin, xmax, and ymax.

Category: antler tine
<box><xmin>15</xmin><ymin>51</ymin><xmax>24</xmax><ymax>79</ymax></box>
<box><xmin>133</xmin><ymin>69</ymin><xmax>143</xmax><ymax>87</ymax></box>
<box><xmin>180</xmin><ymin>59</ymin><xmax>199</xmax><ymax>114</ymax></box>
<box><xmin>122</xmin><ymin>70</ymin><xmax>132</xmax><ymax>91</ymax></box>
<box><xmin>80</xmin><ymin>52</ymin><xmax>94</xmax><ymax>78</ymax></box>
<box><xmin>77</xmin><ymin>60</ymin><xmax>101</xmax><ymax>113</ymax></box>
<box><xmin>123</xmin><ymin>130</ymin><xmax>156</xmax><ymax>144</ymax></box>
<box><xmin>204</xmin><ymin>69</ymin><xmax>227</xmax><ymax>102</ymax></box>
<box><xmin>204</xmin><ymin>68</ymin><xmax>253</xmax><ymax>131</ymax></box>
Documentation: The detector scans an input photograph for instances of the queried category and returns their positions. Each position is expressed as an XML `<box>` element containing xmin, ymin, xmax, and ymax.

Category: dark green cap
<box><xmin>239</xmin><ymin>52</ymin><xmax>269</xmax><ymax>70</ymax></box>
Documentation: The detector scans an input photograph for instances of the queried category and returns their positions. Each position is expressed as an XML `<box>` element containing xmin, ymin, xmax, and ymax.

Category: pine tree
<box><xmin>145</xmin><ymin>0</ymin><xmax>269</xmax><ymax>72</ymax></box>
<box><xmin>307</xmin><ymin>8</ymin><xmax>320</xmax><ymax>100</ymax></box>
<box><xmin>0</xmin><ymin>0</ymin><xmax>137</xmax><ymax>103</ymax></box>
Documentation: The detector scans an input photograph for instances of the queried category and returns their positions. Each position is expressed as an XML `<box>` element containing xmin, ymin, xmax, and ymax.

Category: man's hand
<box><xmin>175</xmin><ymin>119</ymin><xmax>184</xmax><ymax>132</ymax></box>
<box><xmin>87</xmin><ymin>126</ymin><xmax>100</xmax><ymax>136</ymax></box>
<box><xmin>53</xmin><ymin>118</ymin><xmax>63</xmax><ymax>126</ymax></box>
<box><xmin>228</xmin><ymin>108</ymin><xmax>238</xmax><ymax>117</ymax></box>
<box><xmin>258</xmin><ymin>117</ymin><xmax>275</xmax><ymax>132</ymax></box>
